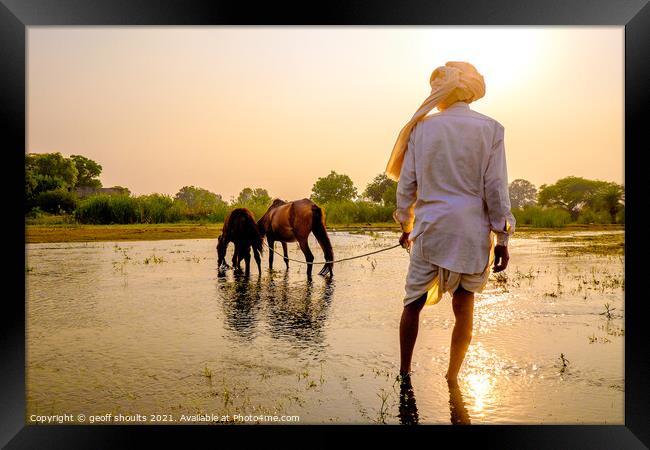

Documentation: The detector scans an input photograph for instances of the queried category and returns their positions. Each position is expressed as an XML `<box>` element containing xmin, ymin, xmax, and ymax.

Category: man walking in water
<box><xmin>386</xmin><ymin>62</ymin><xmax>515</xmax><ymax>386</ymax></box>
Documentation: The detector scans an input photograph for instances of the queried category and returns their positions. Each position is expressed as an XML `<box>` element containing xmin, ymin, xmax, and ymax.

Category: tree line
<box><xmin>26</xmin><ymin>152</ymin><xmax>624</xmax><ymax>226</ymax></box>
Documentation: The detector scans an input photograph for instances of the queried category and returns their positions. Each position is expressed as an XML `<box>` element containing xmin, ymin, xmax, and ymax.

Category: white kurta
<box><xmin>394</xmin><ymin>101</ymin><xmax>515</xmax><ymax>276</ymax></box>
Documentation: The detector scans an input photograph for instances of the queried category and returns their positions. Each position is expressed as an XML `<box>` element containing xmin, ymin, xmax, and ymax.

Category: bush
<box><xmin>27</xmin><ymin>206</ymin><xmax>44</xmax><ymax>219</ymax></box>
<box><xmin>36</xmin><ymin>189</ymin><xmax>77</xmax><ymax>214</ymax></box>
<box><xmin>577</xmin><ymin>208</ymin><xmax>612</xmax><ymax>225</ymax></box>
<box><xmin>138</xmin><ymin>194</ymin><xmax>174</xmax><ymax>224</ymax></box>
<box><xmin>513</xmin><ymin>206</ymin><xmax>572</xmax><ymax>228</ymax></box>
<box><xmin>353</xmin><ymin>201</ymin><xmax>394</xmax><ymax>223</ymax></box>
<box><xmin>228</xmin><ymin>201</ymin><xmax>270</xmax><ymax>223</ymax></box>
<box><xmin>319</xmin><ymin>200</ymin><xmax>394</xmax><ymax>225</ymax></box>
<box><xmin>164</xmin><ymin>201</ymin><xmax>184</xmax><ymax>223</ymax></box>
<box><xmin>75</xmin><ymin>195</ymin><xmax>110</xmax><ymax>224</ymax></box>
<box><xmin>320</xmin><ymin>200</ymin><xmax>357</xmax><ymax>224</ymax></box>
<box><xmin>75</xmin><ymin>194</ymin><xmax>139</xmax><ymax>224</ymax></box>
<box><xmin>106</xmin><ymin>195</ymin><xmax>139</xmax><ymax>224</ymax></box>
<box><xmin>616</xmin><ymin>206</ymin><xmax>625</xmax><ymax>224</ymax></box>
<box><xmin>206</xmin><ymin>207</ymin><xmax>230</xmax><ymax>223</ymax></box>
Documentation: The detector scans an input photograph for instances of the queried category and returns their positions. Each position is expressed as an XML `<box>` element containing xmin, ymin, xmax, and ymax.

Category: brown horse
<box><xmin>257</xmin><ymin>198</ymin><xmax>334</xmax><ymax>279</ymax></box>
<box><xmin>217</xmin><ymin>208</ymin><xmax>263</xmax><ymax>276</ymax></box>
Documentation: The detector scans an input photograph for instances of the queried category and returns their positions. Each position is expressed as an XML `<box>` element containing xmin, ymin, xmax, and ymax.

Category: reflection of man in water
<box><xmin>386</xmin><ymin>62</ymin><xmax>515</xmax><ymax>385</ymax></box>
<box><xmin>398</xmin><ymin>374</ymin><xmax>471</xmax><ymax>425</ymax></box>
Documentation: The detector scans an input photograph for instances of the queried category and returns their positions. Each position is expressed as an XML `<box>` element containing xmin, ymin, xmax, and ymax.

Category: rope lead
<box><xmin>263</xmin><ymin>241</ymin><xmax>405</xmax><ymax>265</ymax></box>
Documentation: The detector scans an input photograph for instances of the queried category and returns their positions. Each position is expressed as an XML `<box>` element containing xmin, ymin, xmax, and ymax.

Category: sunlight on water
<box><xmin>466</xmin><ymin>371</ymin><xmax>494</xmax><ymax>415</ymax></box>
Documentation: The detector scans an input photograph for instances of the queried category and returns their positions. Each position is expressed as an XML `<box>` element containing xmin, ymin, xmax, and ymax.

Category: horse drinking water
<box><xmin>217</xmin><ymin>208</ymin><xmax>263</xmax><ymax>276</ymax></box>
<box><xmin>257</xmin><ymin>198</ymin><xmax>334</xmax><ymax>279</ymax></box>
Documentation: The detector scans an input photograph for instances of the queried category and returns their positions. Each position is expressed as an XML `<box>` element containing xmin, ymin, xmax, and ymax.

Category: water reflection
<box><xmin>397</xmin><ymin>377</ymin><xmax>472</xmax><ymax>425</ymax></box>
<box><xmin>398</xmin><ymin>376</ymin><xmax>419</xmax><ymax>425</ymax></box>
<box><xmin>448</xmin><ymin>381</ymin><xmax>471</xmax><ymax>425</ymax></box>
<box><xmin>265</xmin><ymin>274</ymin><xmax>335</xmax><ymax>348</ymax></box>
<box><xmin>216</xmin><ymin>271</ymin><xmax>335</xmax><ymax>349</ymax></box>
<box><xmin>217</xmin><ymin>274</ymin><xmax>263</xmax><ymax>340</ymax></box>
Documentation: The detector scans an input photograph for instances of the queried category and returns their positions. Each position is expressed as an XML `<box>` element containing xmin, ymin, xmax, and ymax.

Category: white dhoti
<box><xmin>403</xmin><ymin>231</ymin><xmax>495</xmax><ymax>307</ymax></box>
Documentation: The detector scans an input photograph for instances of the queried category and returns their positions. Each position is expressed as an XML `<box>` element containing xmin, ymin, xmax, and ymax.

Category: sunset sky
<box><xmin>27</xmin><ymin>27</ymin><xmax>623</xmax><ymax>201</ymax></box>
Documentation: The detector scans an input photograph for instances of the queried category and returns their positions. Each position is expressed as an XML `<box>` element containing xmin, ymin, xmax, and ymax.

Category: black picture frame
<box><xmin>2</xmin><ymin>0</ymin><xmax>648</xmax><ymax>448</ymax></box>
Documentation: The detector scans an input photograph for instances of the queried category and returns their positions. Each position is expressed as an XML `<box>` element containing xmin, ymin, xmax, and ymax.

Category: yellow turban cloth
<box><xmin>384</xmin><ymin>61</ymin><xmax>486</xmax><ymax>181</ymax></box>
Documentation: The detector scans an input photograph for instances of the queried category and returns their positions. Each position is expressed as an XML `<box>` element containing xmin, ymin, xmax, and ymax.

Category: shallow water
<box><xmin>26</xmin><ymin>230</ymin><xmax>624</xmax><ymax>424</ymax></box>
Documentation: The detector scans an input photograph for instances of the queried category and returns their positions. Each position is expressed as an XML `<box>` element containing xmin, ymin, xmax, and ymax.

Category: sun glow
<box><xmin>413</xmin><ymin>28</ymin><xmax>545</xmax><ymax>96</ymax></box>
<box><xmin>465</xmin><ymin>371</ymin><xmax>495</xmax><ymax>414</ymax></box>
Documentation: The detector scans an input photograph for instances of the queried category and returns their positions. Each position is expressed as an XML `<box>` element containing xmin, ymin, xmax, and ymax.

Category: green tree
<box><xmin>36</xmin><ymin>189</ymin><xmax>78</xmax><ymax>214</ymax></box>
<box><xmin>508</xmin><ymin>179</ymin><xmax>537</xmax><ymax>209</ymax></box>
<box><xmin>232</xmin><ymin>187</ymin><xmax>273</xmax><ymax>219</ymax></box>
<box><xmin>382</xmin><ymin>182</ymin><xmax>398</xmax><ymax>207</ymax></box>
<box><xmin>110</xmin><ymin>186</ymin><xmax>131</xmax><ymax>196</ymax></box>
<box><xmin>590</xmin><ymin>183</ymin><xmax>625</xmax><ymax>223</ymax></box>
<box><xmin>236</xmin><ymin>187</ymin><xmax>254</xmax><ymax>204</ymax></box>
<box><xmin>174</xmin><ymin>186</ymin><xmax>226</xmax><ymax>217</ymax></box>
<box><xmin>311</xmin><ymin>170</ymin><xmax>358</xmax><ymax>204</ymax></box>
<box><xmin>363</xmin><ymin>173</ymin><xmax>396</xmax><ymax>204</ymax></box>
<box><xmin>25</xmin><ymin>152</ymin><xmax>78</xmax><ymax>211</ymax></box>
<box><xmin>70</xmin><ymin>154</ymin><xmax>103</xmax><ymax>188</ymax></box>
<box><xmin>537</xmin><ymin>176</ymin><xmax>608</xmax><ymax>221</ymax></box>
<box><xmin>236</xmin><ymin>187</ymin><xmax>271</xmax><ymax>205</ymax></box>
<box><xmin>26</xmin><ymin>152</ymin><xmax>78</xmax><ymax>192</ymax></box>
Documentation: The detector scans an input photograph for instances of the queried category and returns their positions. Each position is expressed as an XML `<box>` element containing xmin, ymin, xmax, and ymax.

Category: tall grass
<box><xmin>61</xmin><ymin>194</ymin><xmax>621</xmax><ymax>227</ymax></box>
<box><xmin>75</xmin><ymin>194</ymin><xmax>139</xmax><ymax>224</ymax></box>
<box><xmin>75</xmin><ymin>194</ymin><xmax>249</xmax><ymax>224</ymax></box>
<box><xmin>513</xmin><ymin>206</ymin><xmax>572</xmax><ymax>228</ymax></box>
<box><xmin>139</xmin><ymin>194</ymin><xmax>175</xmax><ymax>224</ymax></box>
<box><xmin>320</xmin><ymin>200</ymin><xmax>394</xmax><ymax>225</ymax></box>
<box><xmin>577</xmin><ymin>208</ymin><xmax>613</xmax><ymax>225</ymax></box>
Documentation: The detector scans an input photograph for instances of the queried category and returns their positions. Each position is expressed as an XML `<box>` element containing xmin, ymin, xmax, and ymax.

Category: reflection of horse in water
<box><xmin>265</xmin><ymin>273</ymin><xmax>335</xmax><ymax>349</ymax></box>
<box><xmin>217</xmin><ymin>208</ymin><xmax>263</xmax><ymax>276</ymax></box>
<box><xmin>257</xmin><ymin>198</ymin><xmax>334</xmax><ymax>279</ymax></box>
<box><xmin>216</xmin><ymin>272</ymin><xmax>335</xmax><ymax>348</ymax></box>
<box><xmin>217</xmin><ymin>276</ymin><xmax>263</xmax><ymax>340</ymax></box>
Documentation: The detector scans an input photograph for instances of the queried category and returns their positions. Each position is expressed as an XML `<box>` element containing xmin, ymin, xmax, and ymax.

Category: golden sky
<box><xmin>28</xmin><ymin>27</ymin><xmax>623</xmax><ymax>201</ymax></box>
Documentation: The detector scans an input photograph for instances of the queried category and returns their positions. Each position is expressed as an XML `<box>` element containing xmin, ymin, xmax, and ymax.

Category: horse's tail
<box><xmin>311</xmin><ymin>204</ymin><xmax>334</xmax><ymax>276</ymax></box>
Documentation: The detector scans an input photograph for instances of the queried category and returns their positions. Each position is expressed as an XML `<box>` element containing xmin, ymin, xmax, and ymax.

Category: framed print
<box><xmin>2</xmin><ymin>0</ymin><xmax>648</xmax><ymax>447</ymax></box>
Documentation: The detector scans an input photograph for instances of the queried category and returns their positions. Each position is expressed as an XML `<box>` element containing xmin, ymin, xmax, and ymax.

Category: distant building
<box><xmin>75</xmin><ymin>186</ymin><xmax>131</xmax><ymax>198</ymax></box>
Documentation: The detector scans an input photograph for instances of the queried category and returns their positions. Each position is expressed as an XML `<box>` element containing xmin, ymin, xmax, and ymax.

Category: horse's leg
<box><xmin>281</xmin><ymin>242</ymin><xmax>289</xmax><ymax>269</ymax></box>
<box><xmin>243</xmin><ymin>246</ymin><xmax>251</xmax><ymax>277</ymax></box>
<box><xmin>233</xmin><ymin>243</ymin><xmax>242</xmax><ymax>273</ymax></box>
<box><xmin>268</xmin><ymin>239</ymin><xmax>275</xmax><ymax>271</ymax></box>
<box><xmin>298</xmin><ymin>238</ymin><xmax>315</xmax><ymax>279</ymax></box>
<box><xmin>253</xmin><ymin>246</ymin><xmax>262</xmax><ymax>276</ymax></box>
<box><xmin>231</xmin><ymin>243</ymin><xmax>238</xmax><ymax>270</ymax></box>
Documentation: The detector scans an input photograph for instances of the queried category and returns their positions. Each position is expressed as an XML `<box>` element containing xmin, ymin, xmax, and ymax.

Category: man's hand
<box><xmin>399</xmin><ymin>231</ymin><xmax>411</xmax><ymax>251</ymax></box>
<box><xmin>493</xmin><ymin>245</ymin><xmax>509</xmax><ymax>272</ymax></box>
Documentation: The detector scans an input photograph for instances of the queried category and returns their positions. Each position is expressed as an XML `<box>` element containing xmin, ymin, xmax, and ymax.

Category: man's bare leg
<box><xmin>446</xmin><ymin>286</ymin><xmax>475</xmax><ymax>383</ymax></box>
<box><xmin>399</xmin><ymin>293</ymin><xmax>427</xmax><ymax>375</ymax></box>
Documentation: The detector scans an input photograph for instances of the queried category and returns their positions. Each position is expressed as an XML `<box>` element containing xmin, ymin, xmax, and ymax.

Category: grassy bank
<box><xmin>25</xmin><ymin>222</ymin><xmax>624</xmax><ymax>244</ymax></box>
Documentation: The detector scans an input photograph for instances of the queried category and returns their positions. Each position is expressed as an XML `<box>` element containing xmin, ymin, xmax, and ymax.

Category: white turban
<box><xmin>385</xmin><ymin>61</ymin><xmax>486</xmax><ymax>181</ymax></box>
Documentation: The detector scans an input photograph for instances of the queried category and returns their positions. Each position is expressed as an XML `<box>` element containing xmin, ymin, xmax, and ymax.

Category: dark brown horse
<box><xmin>257</xmin><ymin>198</ymin><xmax>334</xmax><ymax>279</ymax></box>
<box><xmin>217</xmin><ymin>208</ymin><xmax>263</xmax><ymax>276</ymax></box>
